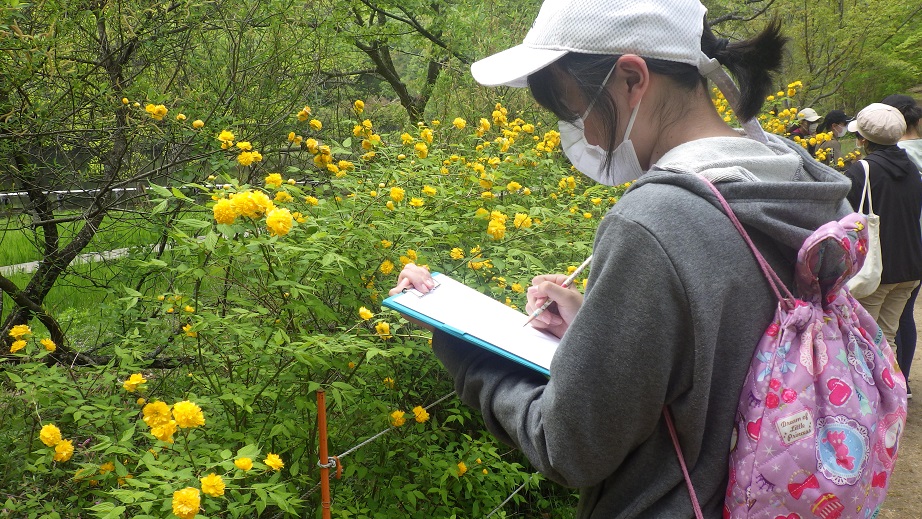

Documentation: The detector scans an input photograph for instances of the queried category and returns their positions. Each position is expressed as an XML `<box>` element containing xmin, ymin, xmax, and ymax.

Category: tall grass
<box><xmin>0</xmin><ymin>210</ymin><xmax>163</xmax><ymax>267</ymax></box>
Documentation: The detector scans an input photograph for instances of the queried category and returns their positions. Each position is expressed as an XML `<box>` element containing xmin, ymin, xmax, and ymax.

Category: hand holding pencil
<box><xmin>523</xmin><ymin>255</ymin><xmax>592</xmax><ymax>333</ymax></box>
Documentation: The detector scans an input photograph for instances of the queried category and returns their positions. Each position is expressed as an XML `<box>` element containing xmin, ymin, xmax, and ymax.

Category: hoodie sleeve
<box><xmin>431</xmin><ymin>211</ymin><xmax>694</xmax><ymax>488</ymax></box>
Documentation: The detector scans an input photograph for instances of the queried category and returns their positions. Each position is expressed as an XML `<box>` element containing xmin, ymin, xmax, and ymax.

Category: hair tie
<box><xmin>715</xmin><ymin>38</ymin><xmax>730</xmax><ymax>54</ymax></box>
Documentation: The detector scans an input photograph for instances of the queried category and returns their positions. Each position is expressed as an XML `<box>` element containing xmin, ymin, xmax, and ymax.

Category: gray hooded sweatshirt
<box><xmin>431</xmin><ymin>135</ymin><xmax>852</xmax><ymax>518</ymax></box>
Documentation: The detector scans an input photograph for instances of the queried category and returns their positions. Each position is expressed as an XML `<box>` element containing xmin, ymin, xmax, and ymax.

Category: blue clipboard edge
<box><xmin>381</xmin><ymin>273</ymin><xmax>551</xmax><ymax>377</ymax></box>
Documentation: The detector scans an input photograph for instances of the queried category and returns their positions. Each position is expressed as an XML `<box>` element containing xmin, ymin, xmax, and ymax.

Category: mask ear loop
<box><xmin>698</xmin><ymin>57</ymin><xmax>768</xmax><ymax>144</ymax></box>
<box><xmin>582</xmin><ymin>62</ymin><xmax>618</xmax><ymax>119</ymax></box>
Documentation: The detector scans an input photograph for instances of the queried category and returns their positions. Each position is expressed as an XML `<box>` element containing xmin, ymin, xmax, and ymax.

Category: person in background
<box><xmin>818</xmin><ymin>109</ymin><xmax>849</xmax><ymax>164</ymax></box>
<box><xmin>882</xmin><ymin>94</ymin><xmax>922</xmax><ymax>399</ymax></box>
<box><xmin>845</xmin><ymin>102</ymin><xmax>922</xmax><ymax>355</ymax></box>
<box><xmin>391</xmin><ymin>0</ymin><xmax>852</xmax><ymax>515</ymax></box>
<box><xmin>790</xmin><ymin>107</ymin><xmax>820</xmax><ymax>154</ymax></box>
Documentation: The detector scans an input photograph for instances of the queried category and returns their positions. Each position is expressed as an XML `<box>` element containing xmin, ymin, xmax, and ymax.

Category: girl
<box><xmin>392</xmin><ymin>0</ymin><xmax>851</xmax><ymax>516</ymax></box>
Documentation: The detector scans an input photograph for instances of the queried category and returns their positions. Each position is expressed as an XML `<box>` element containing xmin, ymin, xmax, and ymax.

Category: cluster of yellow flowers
<box><xmin>212</xmin><ymin>179</ymin><xmax>299</xmax><ymax>237</ymax></box>
<box><xmin>170</xmin><ymin>453</ymin><xmax>283</xmax><ymax>519</ymax></box>
<box><xmin>388</xmin><ymin>405</ymin><xmax>431</xmax><ymax>427</ymax></box>
<box><xmin>8</xmin><ymin>324</ymin><xmax>56</xmax><ymax>354</ymax></box>
<box><xmin>39</xmin><ymin>423</ymin><xmax>74</xmax><ymax>463</ymax></box>
<box><xmin>216</xmin><ymin>130</ymin><xmax>264</xmax><ymax>166</ymax></box>
<box><xmin>144</xmin><ymin>103</ymin><xmax>168</xmax><ymax>121</ymax></box>
<box><xmin>121</xmin><ymin>98</ymin><xmax>205</xmax><ymax>128</ymax></box>
<box><xmin>141</xmin><ymin>399</ymin><xmax>205</xmax><ymax>443</ymax></box>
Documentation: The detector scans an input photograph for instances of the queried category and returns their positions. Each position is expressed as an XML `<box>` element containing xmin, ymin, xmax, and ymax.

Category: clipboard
<box><xmin>382</xmin><ymin>273</ymin><xmax>561</xmax><ymax>375</ymax></box>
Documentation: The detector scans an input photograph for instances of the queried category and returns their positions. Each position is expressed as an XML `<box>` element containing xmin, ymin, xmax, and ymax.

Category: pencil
<box><xmin>522</xmin><ymin>254</ymin><xmax>593</xmax><ymax>327</ymax></box>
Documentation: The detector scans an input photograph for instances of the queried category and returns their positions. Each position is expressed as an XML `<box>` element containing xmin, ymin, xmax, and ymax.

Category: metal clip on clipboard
<box><xmin>402</xmin><ymin>278</ymin><xmax>441</xmax><ymax>297</ymax></box>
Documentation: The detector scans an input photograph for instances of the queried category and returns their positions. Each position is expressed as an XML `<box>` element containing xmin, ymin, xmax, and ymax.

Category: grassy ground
<box><xmin>0</xmin><ymin>210</ymin><xmax>162</xmax><ymax>267</ymax></box>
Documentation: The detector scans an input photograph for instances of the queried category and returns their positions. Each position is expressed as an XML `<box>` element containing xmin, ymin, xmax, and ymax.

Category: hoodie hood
<box><xmin>865</xmin><ymin>145</ymin><xmax>918</xmax><ymax>180</ymax></box>
<box><xmin>897</xmin><ymin>139</ymin><xmax>922</xmax><ymax>172</ymax></box>
<box><xmin>630</xmin><ymin>134</ymin><xmax>852</xmax><ymax>253</ymax></box>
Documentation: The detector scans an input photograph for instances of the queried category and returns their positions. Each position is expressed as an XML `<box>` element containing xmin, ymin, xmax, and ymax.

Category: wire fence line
<box><xmin>272</xmin><ymin>388</ymin><xmax>535</xmax><ymax>518</ymax></box>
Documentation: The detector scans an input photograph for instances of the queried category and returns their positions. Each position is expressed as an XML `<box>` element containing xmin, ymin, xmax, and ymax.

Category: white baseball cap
<box><xmin>471</xmin><ymin>0</ymin><xmax>711</xmax><ymax>88</ymax></box>
<box><xmin>847</xmin><ymin>103</ymin><xmax>906</xmax><ymax>145</ymax></box>
<box><xmin>796</xmin><ymin>108</ymin><xmax>821</xmax><ymax>122</ymax></box>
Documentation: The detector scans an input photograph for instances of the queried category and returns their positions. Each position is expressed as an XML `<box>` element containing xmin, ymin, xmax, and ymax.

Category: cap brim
<box><xmin>806</xmin><ymin>116</ymin><xmax>821</xmax><ymax>122</ymax></box>
<box><xmin>471</xmin><ymin>45</ymin><xmax>568</xmax><ymax>88</ymax></box>
<box><xmin>847</xmin><ymin>120</ymin><xmax>859</xmax><ymax>133</ymax></box>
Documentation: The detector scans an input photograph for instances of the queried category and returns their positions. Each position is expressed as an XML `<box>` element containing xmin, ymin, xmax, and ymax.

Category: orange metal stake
<box><xmin>318</xmin><ymin>390</ymin><xmax>331</xmax><ymax>519</ymax></box>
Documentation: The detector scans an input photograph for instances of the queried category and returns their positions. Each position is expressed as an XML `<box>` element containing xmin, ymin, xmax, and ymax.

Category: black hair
<box><xmin>881</xmin><ymin>94</ymin><xmax>922</xmax><ymax>129</ymax></box>
<box><xmin>527</xmin><ymin>18</ymin><xmax>786</xmax><ymax>159</ymax></box>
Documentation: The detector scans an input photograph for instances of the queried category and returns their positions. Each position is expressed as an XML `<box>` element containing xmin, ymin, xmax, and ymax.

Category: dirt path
<box><xmin>878</xmin><ymin>300</ymin><xmax>922</xmax><ymax>518</ymax></box>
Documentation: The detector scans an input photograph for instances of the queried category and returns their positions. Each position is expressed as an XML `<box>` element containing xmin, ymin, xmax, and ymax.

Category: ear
<box><xmin>611</xmin><ymin>55</ymin><xmax>649</xmax><ymax>109</ymax></box>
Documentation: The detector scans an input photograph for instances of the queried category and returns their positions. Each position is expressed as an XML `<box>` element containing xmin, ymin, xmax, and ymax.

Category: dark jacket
<box><xmin>845</xmin><ymin>145</ymin><xmax>922</xmax><ymax>283</ymax></box>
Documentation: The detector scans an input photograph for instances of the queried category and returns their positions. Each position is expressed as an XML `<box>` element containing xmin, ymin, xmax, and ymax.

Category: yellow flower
<box><xmin>264</xmin><ymin>173</ymin><xmax>283</xmax><ymax>188</ymax></box>
<box><xmin>383</xmin><ymin>376</ymin><xmax>396</xmax><ymax>389</ymax></box>
<box><xmin>389</xmin><ymin>187</ymin><xmax>405</xmax><ymax>203</ymax></box>
<box><xmin>486</xmin><ymin>219</ymin><xmax>506</xmax><ymax>240</ymax></box>
<box><xmin>390</xmin><ymin>410</ymin><xmax>406</xmax><ymax>427</ymax></box>
<box><xmin>511</xmin><ymin>283</ymin><xmax>524</xmax><ymax>293</ymax></box>
<box><xmin>359</xmin><ymin>307</ymin><xmax>374</xmax><ymax>320</ymax></box>
<box><xmin>10</xmin><ymin>340</ymin><xmax>26</xmax><ymax>353</ymax></box>
<box><xmin>40</xmin><ymin>424</ymin><xmax>62</xmax><ymax>447</ymax></box>
<box><xmin>142</xmin><ymin>401</ymin><xmax>172</xmax><ymax>428</ymax></box>
<box><xmin>506</xmin><ymin>181</ymin><xmax>522</xmax><ymax>192</ymax></box>
<box><xmin>264</xmin><ymin>207</ymin><xmax>293</xmax><ymax>237</ymax></box>
<box><xmin>309</xmin><ymin>119</ymin><xmax>322</xmax><ymax>131</ymax></box>
<box><xmin>353</xmin><ymin>99</ymin><xmax>365</xmax><ymax>114</ymax></box>
<box><xmin>380</xmin><ymin>260</ymin><xmax>394</xmax><ymax>275</ymax></box>
<box><xmin>172</xmin><ymin>400</ymin><xmax>205</xmax><ymax>429</ymax></box>
<box><xmin>176</xmin><ymin>113</ymin><xmax>186</xmax><ymax>121</ymax></box>
<box><xmin>200</xmin><ymin>473</ymin><xmax>225</xmax><ymax>497</ymax></box>
<box><xmin>230</xmin><ymin>191</ymin><xmax>274</xmax><ymax>218</ymax></box>
<box><xmin>422</xmin><ymin>185</ymin><xmax>437</xmax><ymax>196</ymax></box>
<box><xmin>452</xmin><ymin>117</ymin><xmax>466</xmax><ymax>129</ymax></box>
<box><xmin>192</xmin><ymin>119</ymin><xmax>204</xmax><ymax>129</ymax></box>
<box><xmin>237</xmin><ymin>151</ymin><xmax>257</xmax><ymax>166</ymax></box>
<box><xmin>457</xmin><ymin>461</ymin><xmax>467</xmax><ymax>476</ymax></box>
<box><xmin>274</xmin><ymin>191</ymin><xmax>293</xmax><ymax>203</ymax></box>
<box><xmin>182</xmin><ymin>324</ymin><xmax>197</xmax><ymax>338</ymax></box>
<box><xmin>123</xmin><ymin>373</ymin><xmax>147</xmax><ymax>392</ymax></box>
<box><xmin>121</xmin><ymin>97</ymin><xmax>129</xmax><ymax>104</ymax></box>
<box><xmin>172</xmin><ymin>487</ymin><xmax>200</xmax><ymax>519</ymax></box>
<box><xmin>217</xmin><ymin>130</ymin><xmax>235</xmax><ymax>145</ymax></box>
<box><xmin>409</xmin><ymin>198</ymin><xmax>424</xmax><ymax>208</ymax></box>
<box><xmin>419</xmin><ymin>128</ymin><xmax>434</xmax><ymax>144</ymax></box>
<box><xmin>414</xmin><ymin>142</ymin><xmax>428</xmax><ymax>159</ymax></box>
<box><xmin>235</xmin><ymin>457</ymin><xmax>253</xmax><ymax>471</ymax></box>
<box><xmin>99</xmin><ymin>461</ymin><xmax>115</xmax><ymax>474</ymax></box>
<box><xmin>375</xmin><ymin>321</ymin><xmax>391</xmax><ymax>340</ymax></box>
<box><xmin>213</xmin><ymin>198</ymin><xmax>236</xmax><ymax>224</ymax></box>
<box><xmin>151</xmin><ymin>420</ymin><xmax>177</xmax><ymax>443</ymax></box>
<box><xmin>305</xmin><ymin>195</ymin><xmax>319</xmax><ymax>206</ymax></box>
<box><xmin>183</xmin><ymin>305</ymin><xmax>195</xmax><ymax>313</ymax></box>
<box><xmin>583</xmin><ymin>212</ymin><xmax>593</xmax><ymax>219</ymax></box>
<box><xmin>513</xmin><ymin>213</ymin><xmax>532</xmax><ymax>229</ymax></box>
<box><xmin>264</xmin><ymin>453</ymin><xmax>284</xmax><ymax>471</ymax></box>
<box><xmin>450</xmin><ymin>247</ymin><xmax>465</xmax><ymax>260</ymax></box>
<box><xmin>9</xmin><ymin>324</ymin><xmax>31</xmax><ymax>339</ymax></box>
<box><xmin>386</xmin><ymin>200</ymin><xmax>395</xmax><ymax>210</ymax></box>
<box><xmin>53</xmin><ymin>439</ymin><xmax>74</xmax><ymax>462</ymax></box>
<box><xmin>412</xmin><ymin>405</ymin><xmax>429</xmax><ymax>423</ymax></box>
<box><xmin>401</xmin><ymin>132</ymin><xmax>414</xmax><ymax>145</ymax></box>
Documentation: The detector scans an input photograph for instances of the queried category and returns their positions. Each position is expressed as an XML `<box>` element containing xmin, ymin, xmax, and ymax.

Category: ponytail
<box><xmin>702</xmin><ymin>19</ymin><xmax>787</xmax><ymax>121</ymax></box>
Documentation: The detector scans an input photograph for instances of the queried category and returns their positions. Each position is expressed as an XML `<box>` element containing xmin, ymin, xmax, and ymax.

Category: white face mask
<box><xmin>835</xmin><ymin>124</ymin><xmax>848</xmax><ymax>138</ymax></box>
<box><xmin>559</xmin><ymin>103</ymin><xmax>643</xmax><ymax>186</ymax></box>
<box><xmin>808</xmin><ymin>122</ymin><xmax>819</xmax><ymax>134</ymax></box>
<box><xmin>558</xmin><ymin>64</ymin><xmax>644</xmax><ymax>186</ymax></box>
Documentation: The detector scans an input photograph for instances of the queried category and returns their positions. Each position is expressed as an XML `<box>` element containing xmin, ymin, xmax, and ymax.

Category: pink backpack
<box><xmin>686</xmin><ymin>180</ymin><xmax>908</xmax><ymax>519</ymax></box>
